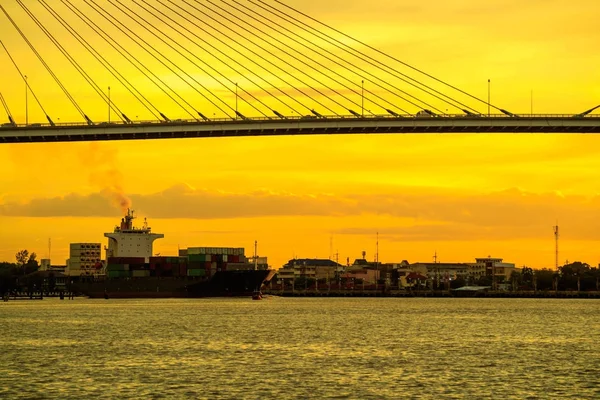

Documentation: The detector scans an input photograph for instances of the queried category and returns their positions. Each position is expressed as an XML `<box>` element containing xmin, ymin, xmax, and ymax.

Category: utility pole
<box><xmin>25</xmin><ymin>75</ymin><xmax>28</xmax><ymax>126</ymax></box>
<box><xmin>376</xmin><ymin>232</ymin><xmax>379</xmax><ymax>283</ymax></box>
<box><xmin>554</xmin><ymin>224</ymin><xmax>559</xmax><ymax>271</ymax></box>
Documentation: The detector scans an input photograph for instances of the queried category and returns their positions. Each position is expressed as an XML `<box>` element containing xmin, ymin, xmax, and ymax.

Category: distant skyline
<box><xmin>1</xmin><ymin>0</ymin><xmax>600</xmax><ymax>268</ymax></box>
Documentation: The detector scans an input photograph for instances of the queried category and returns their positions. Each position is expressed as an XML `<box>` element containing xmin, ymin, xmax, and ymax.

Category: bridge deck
<box><xmin>1</xmin><ymin>115</ymin><xmax>599</xmax><ymax>143</ymax></box>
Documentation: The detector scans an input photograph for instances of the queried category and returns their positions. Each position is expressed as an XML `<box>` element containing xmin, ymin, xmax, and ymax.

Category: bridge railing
<box><xmin>1</xmin><ymin>113</ymin><xmax>599</xmax><ymax>129</ymax></box>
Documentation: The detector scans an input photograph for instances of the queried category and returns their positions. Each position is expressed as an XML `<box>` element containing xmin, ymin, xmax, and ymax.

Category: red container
<box><xmin>108</xmin><ymin>257</ymin><xmax>145</xmax><ymax>265</ymax></box>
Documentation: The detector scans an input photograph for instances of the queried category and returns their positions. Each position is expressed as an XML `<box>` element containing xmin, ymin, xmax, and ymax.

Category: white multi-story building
<box><xmin>104</xmin><ymin>209</ymin><xmax>164</xmax><ymax>262</ymax></box>
<box><xmin>67</xmin><ymin>243</ymin><xmax>101</xmax><ymax>276</ymax></box>
<box><xmin>468</xmin><ymin>257</ymin><xmax>516</xmax><ymax>281</ymax></box>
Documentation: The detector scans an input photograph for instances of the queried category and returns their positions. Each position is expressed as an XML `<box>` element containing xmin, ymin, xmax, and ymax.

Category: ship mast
<box><xmin>254</xmin><ymin>240</ymin><xmax>258</xmax><ymax>271</ymax></box>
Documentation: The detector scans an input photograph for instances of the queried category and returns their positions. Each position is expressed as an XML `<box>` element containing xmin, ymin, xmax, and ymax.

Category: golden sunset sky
<box><xmin>0</xmin><ymin>0</ymin><xmax>599</xmax><ymax>269</ymax></box>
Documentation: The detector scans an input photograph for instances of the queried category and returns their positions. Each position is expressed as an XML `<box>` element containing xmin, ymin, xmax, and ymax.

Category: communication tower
<box><xmin>553</xmin><ymin>224</ymin><xmax>559</xmax><ymax>270</ymax></box>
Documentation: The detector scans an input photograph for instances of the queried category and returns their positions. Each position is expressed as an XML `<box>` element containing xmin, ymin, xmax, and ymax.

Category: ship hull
<box><xmin>74</xmin><ymin>269</ymin><xmax>276</xmax><ymax>299</ymax></box>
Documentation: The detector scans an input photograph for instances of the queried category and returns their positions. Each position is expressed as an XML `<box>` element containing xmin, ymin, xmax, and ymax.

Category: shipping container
<box><xmin>187</xmin><ymin>269</ymin><xmax>206</xmax><ymax>277</ymax></box>
<box><xmin>132</xmin><ymin>270</ymin><xmax>150</xmax><ymax>278</ymax></box>
<box><xmin>188</xmin><ymin>261</ymin><xmax>203</xmax><ymax>269</ymax></box>
<box><xmin>107</xmin><ymin>264</ymin><xmax>129</xmax><ymax>271</ymax></box>
<box><xmin>107</xmin><ymin>270</ymin><xmax>130</xmax><ymax>278</ymax></box>
<box><xmin>188</xmin><ymin>254</ymin><xmax>208</xmax><ymax>262</ymax></box>
<box><xmin>178</xmin><ymin>249</ymin><xmax>188</xmax><ymax>257</ymax></box>
<box><xmin>130</xmin><ymin>263</ymin><xmax>149</xmax><ymax>271</ymax></box>
<box><xmin>108</xmin><ymin>257</ymin><xmax>145</xmax><ymax>265</ymax></box>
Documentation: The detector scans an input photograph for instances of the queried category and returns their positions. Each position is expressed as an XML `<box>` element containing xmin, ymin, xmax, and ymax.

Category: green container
<box><xmin>187</xmin><ymin>269</ymin><xmax>206</xmax><ymax>277</ymax></box>
<box><xmin>107</xmin><ymin>264</ymin><xmax>129</xmax><ymax>271</ymax></box>
<box><xmin>108</xmin><ymin>270</ymin><xmax>130</xmax><ymax>278</ymax></box>
<box><xmin>188</xmin><ymin>254</ymin><xmax>205</xmax><ymax>262</ymax></box>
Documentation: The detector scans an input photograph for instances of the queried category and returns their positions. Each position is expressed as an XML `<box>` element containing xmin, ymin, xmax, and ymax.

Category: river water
<box><xmin>1</xmin><ymin>298</ymin><xmax>599</xmax><ymax>399</ymax></box>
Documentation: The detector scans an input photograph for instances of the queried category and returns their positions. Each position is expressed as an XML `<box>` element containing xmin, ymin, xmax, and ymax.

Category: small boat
<box><xmin>252</xmin><ymin>289</ymin><xmax>262</xmax><ymax>300</ymax></box>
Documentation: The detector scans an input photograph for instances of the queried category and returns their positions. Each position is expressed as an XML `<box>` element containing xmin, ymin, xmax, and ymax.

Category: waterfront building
<box><xmin>409</xmin><ymin>262</ymin><xmax>470</xmax><ymax>282</ymax></box>
<box><xmin>277</xmin><ymin>259</ymin><xmax>342</xmax><ymax>284</ymax></box>
<box><xmin>468</xmin><ymin>257</ymin><xmax>516</xmax><ymax>281</ymax></box>
<box><xmin>39</xmin><ymin>259</ymin><xmax>51</xmax><ymax>271</ymax></box>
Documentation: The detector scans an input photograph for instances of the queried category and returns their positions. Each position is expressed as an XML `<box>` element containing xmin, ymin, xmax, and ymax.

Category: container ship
<box><xmin>73</xmin><ymin>210</ymin><xmax>275</xmax><ymax>298</ymax></box>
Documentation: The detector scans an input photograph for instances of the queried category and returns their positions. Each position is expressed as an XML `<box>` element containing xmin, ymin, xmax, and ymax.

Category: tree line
<box><xmin>0</xmin><ymin>250</ymin><xmax>43</xmax><ymax>295</ymax></box>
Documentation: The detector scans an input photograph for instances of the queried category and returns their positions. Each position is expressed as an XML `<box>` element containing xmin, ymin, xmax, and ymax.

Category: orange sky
<box><xmin>1</xmin><ymin>0</ymin><xmax>599</xmax><ymax>269</ymax></box>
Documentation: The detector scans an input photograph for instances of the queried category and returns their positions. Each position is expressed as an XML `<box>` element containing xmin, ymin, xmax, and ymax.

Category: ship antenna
<box><xmin>254</xmin><ymin>240</ymin><xmax>258</xmax><ymax>271</ymax></box>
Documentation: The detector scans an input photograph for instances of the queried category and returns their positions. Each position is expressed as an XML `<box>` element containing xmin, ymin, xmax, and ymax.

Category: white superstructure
<box><xmin>104</xmin><ymin>209</ymin><xmax>164</xmax><ymax>262</ymax></box>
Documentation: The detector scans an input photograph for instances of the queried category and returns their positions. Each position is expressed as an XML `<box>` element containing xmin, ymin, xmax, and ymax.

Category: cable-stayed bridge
<box><xmin>0</xmin><ymin>0</ymin><xmax>598</xmax><ymax>144</ymax></box>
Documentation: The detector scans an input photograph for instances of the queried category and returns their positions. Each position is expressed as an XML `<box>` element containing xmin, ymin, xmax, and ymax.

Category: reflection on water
<box><xmin>1</xmin><ymin>298</ymin><xmax>599</xmax><ymax>399</ymax></box>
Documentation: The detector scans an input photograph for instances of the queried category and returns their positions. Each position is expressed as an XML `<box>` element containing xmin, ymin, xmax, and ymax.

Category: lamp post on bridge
<box><xmin>487</xmin><ymin>79</ymin><xmax>490</xmax><ymax>118</ymax></box>
<box><xmin>361</xmin><ymin>80</ymin><xmax>364</xmax><ymax>118</ymax></box>
<box><xmin>25</xmin><ymin>75</ymin><xmax>28</xmax><ymax>126</ymax></box>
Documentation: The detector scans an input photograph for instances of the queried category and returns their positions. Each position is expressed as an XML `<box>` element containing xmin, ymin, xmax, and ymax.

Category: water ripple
<box><xmin>1</xmin><ymin>298</ymin><xmax>599</xmax><ymax>399</ymax></box>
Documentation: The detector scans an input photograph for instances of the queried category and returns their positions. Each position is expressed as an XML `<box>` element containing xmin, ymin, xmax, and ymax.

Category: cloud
<box><xmin>1</xmin><ymin>185</ymin><xmax>600</xmax><ymax>241</ymax></box>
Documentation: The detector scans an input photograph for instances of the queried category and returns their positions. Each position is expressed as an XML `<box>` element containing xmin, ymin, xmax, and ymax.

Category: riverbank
<box><xmin>262</xmin><ymin>289</ymin><xmax>600</xmax><ymax>299</ymax></box>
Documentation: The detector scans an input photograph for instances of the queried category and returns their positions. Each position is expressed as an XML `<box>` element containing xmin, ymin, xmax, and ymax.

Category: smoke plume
<box><xmin>83</xmin><ymin>143</ymin><xmax>131</xmax><ymax>215</ymax></box>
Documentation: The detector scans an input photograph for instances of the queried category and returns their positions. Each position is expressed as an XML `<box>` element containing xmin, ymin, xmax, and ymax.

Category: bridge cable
<box><xmin>231</xmin><ymin>0</ymin><xmax>447</xmax><ymax>115</ymax></box>
<box><xmin>267</xmin><ymin>0</ymin><xmax>488</xmax><ymax>114</ymax></box>
<box><xmin>17</xmin><ymin>0</ymin><xmax>127</xmax><ymax>124</ymax></box>
<box><xmin>0</xmin><ymin>6</ymin><xmax>87</xmax><ymax>124</ymax></box>
<box><xmin>202</xmin><ymin>0</ymin><xmax>382</xmax><ymax>116</ymax></box>
<box><xmin>108</xmin><ymin>0</ymin><xmax>267</xmax><ymax>118</ymax></box>
<box><xmin>0</xmin><ymin>41</ymin><xmax>54</xmax><ymax>126</ymax></box>
<box><xmin>82</xmin><ymin>0</ymin><xmax>202</xmax><ymax>121</ymax></box>
<box><xmin>213</xmin><ymin>0</ymin><xmax>418</xmax><ymax>116</ymax></box>
<box><xmin>121</xmin><ymin>0</ymin><xmax>296</xmax><ymax>119</ymax></box>
<box><xmin>40</xmin><ymin>0</ymin><xmax>159</xmax><ymax>122</ymax></box>
<box><xmin>63</xmin><ymin>0</ymin><xmax>198</xmax><ymax>121</ymax></box>
<box><xmin>180</xmin><ymin>0</ymin><xmax>351</xmax><ymax>116</ymax></box>
<box><xmin>223</xmin><ymin>0</ymin><xmax>418</xmax><ymax>115</ymax></box>
<box><xmin>134</xmin><ymin>0</ymin><xmax>307</xmax><ymax>117</ymax></box>
<box><xmin>0</xmin><ymin>92</ymin><xmax>15</xmax><ymax>125</ymax></box>
<box><xmin>189</xmin><ymin>0</ymin><xmax>357</xmax><ymax>115</ymax></box>
<box><xmin>162</xmin><ymin>0</ymin><xmax>337</xmax><ymax>116</ymax></box>
<box><xmin>87</xmin><ymin>0</ymin><xmax>237</xmax><ymax>120</ymax></box>
<box><xmin>255</xmin><ymin>0</ymin><xmax>471</xmax><ymax>115</ymax></box>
